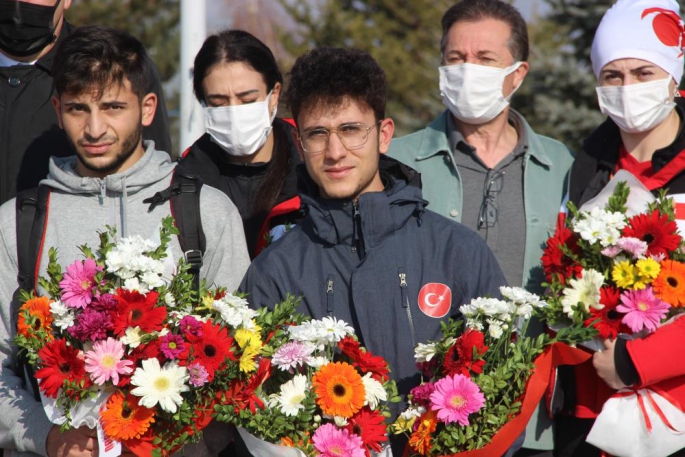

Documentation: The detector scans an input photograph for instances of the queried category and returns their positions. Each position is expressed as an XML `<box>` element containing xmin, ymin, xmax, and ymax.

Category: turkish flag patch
<box><xmin>417</xmin><ymin>283</ymin><xmax>452</xmax><ymax>318</ymax></box>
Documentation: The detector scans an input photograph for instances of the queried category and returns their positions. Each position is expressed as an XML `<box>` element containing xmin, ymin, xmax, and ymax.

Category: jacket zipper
<box><xmin>352</xmin><ymin>200</ymin><xmax>365</xmax><ymax>258</ymax></box>
<box><xmin>399</xmin><ymin>268</ymin><xmax>416</xmax><ymax>348</ymax></box>
<box><xmin>326</xmin><ymin>275</ymin><xmax>334</xmax><ymax>315</ymax></box>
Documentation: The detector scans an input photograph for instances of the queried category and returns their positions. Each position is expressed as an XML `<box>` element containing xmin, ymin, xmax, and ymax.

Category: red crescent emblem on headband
<box><xmin>642</xmin><ymin>8</ymin><xmax>685</xmax><ymax>56</ymax></box>
<box><xmin>417</xmin><ymin>283</ymin><xmax>452</xmax><ymax>318</ymax></box>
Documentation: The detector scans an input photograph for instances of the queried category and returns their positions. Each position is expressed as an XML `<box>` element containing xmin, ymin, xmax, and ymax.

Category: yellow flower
<box><xmin>235</xmin><ymin>328</ymin><xmax>262</xmax><ymax>350</ymax></box>
<box><xmin>392</xmin><ymin>415</ymin><xmax>418</xmax><ymax>434</ymax></box>
<box><xmin>239</xmin><ymin>344</ymin><xmax>260</xmax><ymax>373</ymax></box>
<box><xmin>612</xmin><ymin>260</ymin><xmax>637</xmax><ymax>288</ymax></box>
<box><xmin>636</xmin><ymin>258</ymin><xmax>661</xmax><ymax>280</ymax></box>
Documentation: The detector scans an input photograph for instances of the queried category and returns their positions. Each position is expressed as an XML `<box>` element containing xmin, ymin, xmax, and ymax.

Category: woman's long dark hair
<box><xmin>193</xmin><ymin>30</ymin><xmax>291</xmax><ymax>216</ymax></box>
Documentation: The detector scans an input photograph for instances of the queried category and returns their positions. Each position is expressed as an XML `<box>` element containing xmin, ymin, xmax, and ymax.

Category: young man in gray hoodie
<box><xmin>0</xmin><ymin>26</ymin><xmax>250</xmax><ymax>457</ymax></box>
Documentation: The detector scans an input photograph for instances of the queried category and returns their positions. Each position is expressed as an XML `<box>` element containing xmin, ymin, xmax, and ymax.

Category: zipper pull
<box><xmin>399</xmin><ymin>272</ymin><xmax>407</xmax><ymax>287</ymax></box>
<box><xmin>326</xmin><ymin>277</ymin><xmax>334</xmax><ymax>315</ymax></box>
<box><xmin>326</xmin><ymin>278</ymin><xmax>334</xmax><ymax>294</ymax></box>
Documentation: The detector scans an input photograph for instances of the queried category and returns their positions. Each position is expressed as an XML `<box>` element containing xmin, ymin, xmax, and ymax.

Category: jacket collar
<box><xmin>35</xmin><ymin>21</ymin><xmax>74</xmax><ymax>74</ymax></box>
<box><xmin>415</xmin><ymin>109</ymin><xmax>553</xmax><ymax>168</ymax></box>
<box><xmin>298</xmin><ymin>155</ymin><xmax>426</xmax><ymax>249</ymax></box>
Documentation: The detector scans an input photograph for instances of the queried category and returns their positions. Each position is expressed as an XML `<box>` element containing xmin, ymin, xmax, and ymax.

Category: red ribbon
<box><xmin>612</xmin><ymin>388</ymin><xmax>684</xmax><ymax>434</ymax></box>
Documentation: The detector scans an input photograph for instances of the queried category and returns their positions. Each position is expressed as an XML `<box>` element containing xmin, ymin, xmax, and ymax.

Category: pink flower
<box><xmin>617</xmin><ymin>237</ymin><xmax>649</xmax><ymax>258</ymax></box>
<box><xmin>179</xmin><ymin>315</ymin><xmax>203</xmax><ymax>337</ymax></box>
<box><xmin>59</xmin><ymin>258</ymin><xmax>102</xmax><ymax>309</ymax></box>
<box><xmin>272</xmin><ymin>341</ymin><xmax>314</xmax><ymax>372</ymax></box>
<box><xmin>617</xmin><ymin>288</ymin><xmax>670</xmax><ymax>333</ymax></box>
<box><xmin>160</xmin><ymin>334</ymin><xmax>185</xmax><ymax>360</ymax></box>
<box><xmin>188</xmin><ymin>362</ymin><xmax>209</xmax><ymax>387</ymax></box>
<box><xmin>430</xmin><ymin>373</ymin><xmax>485</xmax><ymax>426</ymax></box>
<box><xmin>601</xmin><ymin>245</ymin><xmax>623</xmax><ymax>258</ymax></box>
<box><xmin>312</xmin><ymin>423</ymin><xmax>365</xmax><ymax>457</ymax></box>
<box><xmin>410</xmin><ymin>382</ymin><xmax>436</xmax><ymax>408</ymax></box>
<box><xmin>84</xmin><ymin>337</ymin><xmax>133</xmax><ymax>385</ymax></box>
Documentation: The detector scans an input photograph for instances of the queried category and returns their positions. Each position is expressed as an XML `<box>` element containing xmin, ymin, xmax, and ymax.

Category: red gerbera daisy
<box><xmin>35</xmin><ymin>338</ymin><xmax>90</xmax><ymax>398</ymax></box>
<box><xmin>442</xmin><ymin>329</ymin><xmax>488</xmax><ymax>377</ymax></box>
<box><xmin>110</xmin><ymin>289</ymin><xmax>166</xmax><ymax>337</ymax></box>
<box><xmin>179</xmin><ymin>320</ymin><xmax>235</xmax><ymax>381</ymax></box>
<box><xmin>622</xmin><ymin>211</ymin><xmax>682</xmax><ymax>257</ymax></box>
<box><xmin>120</xmin><ymin>340</ymin><xmax>163</xmax><ymax>387</ymax></box>
<box><xmin>338</xmin><ymin>336</ymin><xmax>389</xmax><ymax>381</ymax></box>
<box><xmin>338</xmin><ymin>335</ymin><xmax>362</xmax><ymax>359</ymax></box>
<box><xmin>542</xmin><ymin>226</ymin><xmax>583</xmax><ymax>283</ymax></box>
<box><xmin>584</xmin><ymin>286</ymin><xmax>631</xmax><ymax>339</ymax></box>
<box><xmin>345</xmin><ymin>408</ymin><xmax>388</xmax><ymax>455</ymax></box>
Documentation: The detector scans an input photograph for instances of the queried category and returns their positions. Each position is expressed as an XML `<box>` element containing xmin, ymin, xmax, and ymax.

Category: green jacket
<box><xmin>389</xmin><ymin>109</ymin><xmax>574</xmax><ymax>294</ymax></box>
<box><xmin>389</xmin><ymin>110</ymin><xmax>574</xmax><ymax>450</ymax></box>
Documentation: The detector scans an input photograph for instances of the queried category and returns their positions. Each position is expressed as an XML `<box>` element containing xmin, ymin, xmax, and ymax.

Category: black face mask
<box><xmin>0</xmin><ymin>0</ymin><xmax>62</xmax><ymax>58</ymax></box>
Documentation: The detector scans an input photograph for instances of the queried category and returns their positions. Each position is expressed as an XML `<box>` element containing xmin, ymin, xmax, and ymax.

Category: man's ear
<box><xmin>511</xmin><ymin>61</ymin><xmax>529</xmax><ymax>91</ymax></box>
<box><xmin>141</xmin><ymin>93</ymin><xmax>157</xmax><ymax>127</ymax></box>
<box><xmin>378</xmin><ymin>118</ymin><xmax>395</xmax><ymax>155</ymax></box>
<box><xmin>51</xmin><ymin>95</ymin><xmax>63</xmax><ymax>129</ymax></box>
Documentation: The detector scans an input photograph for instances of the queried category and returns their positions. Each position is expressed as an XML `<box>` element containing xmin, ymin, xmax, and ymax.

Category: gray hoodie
<box><xmin>0</xmin><ymin>143</ymin><xmax>250</xmax><ymax>456</ymax></box>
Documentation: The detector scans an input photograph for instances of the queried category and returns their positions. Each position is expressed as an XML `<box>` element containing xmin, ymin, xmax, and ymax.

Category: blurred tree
<box><xmin>66</xmin><ymin>0</ymin><xmax>180</xmax><ymax>82</ymax></box>
<box><xmin>513</xmin><ymin>0</ymin><xmax>612</xmax><ymax>153</ymax></box>
<box><xmin>276</xmin><ymin>0</ymin><xmax>453</xmax><ymax>136</ymax></box>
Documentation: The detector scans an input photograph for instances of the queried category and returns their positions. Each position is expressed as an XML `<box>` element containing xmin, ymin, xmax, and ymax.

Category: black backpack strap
<box><xmin>144</xmin><ymin>171</ymin><xmax>205</xmax><ymax>289</ymax></box>
<box><xmin>13</xmin><ymin>185</ymin><xmax>51</xmax><ymax>401</ymax></box>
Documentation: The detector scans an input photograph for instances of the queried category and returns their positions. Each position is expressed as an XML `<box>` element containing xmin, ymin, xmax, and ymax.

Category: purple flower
<box><xmin>59</xmin><ymin>258</ymin><xmax>102</xmax><ymax>309</ymax></box>
<box><xmin>617</xmin><ymin>237</ymin><xmax>649</xmax><ymax>258</ymax></box>
<box><xmin>179</xmin><ymin>315</ymin><xmax>203</xmax><ymax>337</ymax></box>
<box><xmin>188</xmin><ymin>362</ymin><xmax>209</xmax><ymax>387</ymax></box>
<box><xmin>272</xmin><ymin>341</ymin><xmax>314</xmax><ymax>372</ymax></box>
<box><xmin>410</xmin><ymin>382</ymin><xmax>436</xmax><ymax>408</ymax></box>
<box><xmin>69</xmin><ymin>308</ymin><xmax>112</xmax><ymax>342</ymax></box>
<box><xmin>601</xmin><ymin>245</ymin><xmax>623</xmax><ymax>258</ymax></box>
<box><xmin>91</xmin><ymin>293</ymin><xmax>118</xmax><ymax>311</ymax></box>
<box><xmin>159</xmin><ymin>333</ymin><xmax>185</xmax><ymax>360</ymax></box>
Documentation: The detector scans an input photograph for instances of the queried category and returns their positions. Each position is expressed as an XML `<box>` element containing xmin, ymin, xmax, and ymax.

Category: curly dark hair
<box><xmin>285</xmin><ymin>46</ymin><xmax>387</xmax><ymax>124</ymax></box>
<box><xmin>52</xmin><ymin>25</ymin><xmax>152</xmax><ymax>100</ymax></box>
<box><xmin>441</xmin><ymin>0</ymin><xmax>529</xmax><ymax>62</ymax></box>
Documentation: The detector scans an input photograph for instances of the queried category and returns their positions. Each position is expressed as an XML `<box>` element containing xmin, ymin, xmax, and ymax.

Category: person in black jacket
<box><xmin>240</xmin><ymin>46</ymin><xmax>507</xmax><ymax>455</ymax></box>
<box><xmin>177</xmin><ymin>30</ymin><xmax>301</xmax><ymax>259</ymax></box>
<box><xmin>0</xmin><ymin>0</ymin><xmax>171</xmax><ymax>205</ymax></box>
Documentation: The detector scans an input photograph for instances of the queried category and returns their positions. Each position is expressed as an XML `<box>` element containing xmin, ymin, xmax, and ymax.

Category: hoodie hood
<box><xmin>40</xmin><ymin>141</ymin><xmax>175</xmax><ymax>238</ymax></box>
<box><xmin>298</xmin><ymin>155</ymin><xmax>427</xmax><ymax>250</ymax></box>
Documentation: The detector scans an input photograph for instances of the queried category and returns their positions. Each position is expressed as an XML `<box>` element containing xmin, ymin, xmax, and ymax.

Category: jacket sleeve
<box><xmin>0</xmin><ymin>201</ymin><xmax>54</xmax><ymax>455</ymax></box>
<box><xmin>626</xmin><ymin>316</ymin><xmax>685</xmax><ymax>386</ymax></box>
<box><xmin>455</xmin><ymin>231</ymin><xmax>507</xmax><ymax>305</ymax></box>
<box><xmin>198</xmin><ymin>186</ymin><xmax>250</xmax><ymax>293</ymax></box>
<box><xmin>142</xmin><ymin>54</ymin><xmax>173</xmax><ymax>158</ymax></box>
<box><xmin>239</xmin><ymin>259</ymin><xmax>287</xmax><ymax>311</ymax></box>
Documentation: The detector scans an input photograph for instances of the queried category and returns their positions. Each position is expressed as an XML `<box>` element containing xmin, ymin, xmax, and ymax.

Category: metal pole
<box><xmin>179</xmin><ymin>0</ymin><xmax>206</xmax><ymax>156</ymax></box>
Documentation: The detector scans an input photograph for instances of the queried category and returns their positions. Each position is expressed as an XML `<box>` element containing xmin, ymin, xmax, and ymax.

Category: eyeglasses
<box><xmin>478</xmin><ymin>170</ymin><xmax>505</xmax><ymax>229</ymax></box>
<box><xmin>298</xmin><ymin>120</ymin><xmax>382</xmax><ymax>154</ymax></box>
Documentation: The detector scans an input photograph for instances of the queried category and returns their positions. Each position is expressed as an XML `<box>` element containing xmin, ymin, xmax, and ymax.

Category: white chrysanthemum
<box><xmin>123</xmin><ymin>277</ymin><xmax>149</xmax><ymax>294</ymax></box>
<box><xmin>573</xmin><ymin>207</ymin><xmax>626</xmax><ymax>247</ymax></box>
<box><xmin>561</xmin><ymin>268</ymin><xmax>605</xmax><ymax>318</ymax></box>
<box><xmin>314</xmin><ymin>316</ymin><xmax>354</xmax><ymax>343</ymax></box>
<box><xmin>362</xmin><ymin>373</ymin><xmax>387</xmax><ymax>409</ymax></box>
<box><xmin>465</xmin><ymin>318</ymin><xmax>484</xmax><ymax>331</ymax></box>
<box><xmin>487</xmin><ymin>319</ymin><xmax>504</xmax><ymax>339</ymax></box>
<box><xmin>414</xmin><ymin>342</ymin><xmax>438</xmax><ymax>363</ymax></box>
<box><xmin>472</xmin><ymin>297</ymin><xmax>511</xmax><ymax>317</ymax></box>
<box><xmin>212</xmin><ymin>296</ymin><xmax>257</xmax><ymax>328</ymax></box>
<box><xmin>307</xmin><ymin>356</ymin><xmax>330</xmax><ymax>369</ymax></box>
<box><xmin>130</xmin><ymin>359</ymin><xmax>189</xmax><ymax>413</ymax></box>
<box><xmin>269</xmin><ymin>374</ymin><xmax>308</xmax><ymax>417</ymax></box>
<box><xmin>50</xmin><ymin>300</ymin><xmax>75</xmax><ymax>330</ymax></box>
<box><xmin>515</xmin><ymin>303</ymin><xmax>534</xmax><ymax>319</ymax></box>
<box><xmin>458</xmin><ymin>303</ymin><xmax>478</xmax><ymax>317</ymax></box>
<box><xmin>400</xmin><ymin>405</ymin><xmax>426</xmax><ymax>420</ymax></box>
<box><xmin>164</xmin><ymin>292</ymin><xmax>176</xmax><ymax>307</ymax></box>
<box><xmin>121</xmin><ymin>326</ymin><xmax>143</xmax><ymax>348</ymax></box>
<box><xmin>333</xmin><ymin>416</ymin><xmax>348</xmax><ymax>427</ymax></box>
<box><xmin>141</xmin><ymin>271</ymin><xmax>164</xmax><ymax>290</ymax></box>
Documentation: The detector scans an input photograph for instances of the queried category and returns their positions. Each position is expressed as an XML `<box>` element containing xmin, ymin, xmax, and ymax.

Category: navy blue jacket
<box><xmin>240</xmin><ymin>156</ymin><xmax>506</xmax><ymax>400</ymax></box>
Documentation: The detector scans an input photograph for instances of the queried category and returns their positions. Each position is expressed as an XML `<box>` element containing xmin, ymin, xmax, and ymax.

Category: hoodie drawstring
<box><xmin>121</xmin><ymin>175</ymin><xmax>128</xmax><ymax>238</ymax></box>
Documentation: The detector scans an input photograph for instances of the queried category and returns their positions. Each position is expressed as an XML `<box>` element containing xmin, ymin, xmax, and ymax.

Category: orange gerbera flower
<box><xmin>312</xmin><ymin>362</ymin><xmax>365</xmax><ymax>418</ymax></box>
<box><xmin>653</xmin><ymin>260</ymin><xmax>685</xmax><ymax>307</ymax></box>
<box><xmin>17</xmin><ymin>296</ymin><xmax>53</xmax><ymax>339</ymax></box>
<box><xmin>101</xmin><ymin>391</ymin><xmax>155</xmax><ymax>441</ymax></box>
<box><xmin>409</xmin><ymin>410</ymin><xmax>438</xmax><ymax>456</ymax></box>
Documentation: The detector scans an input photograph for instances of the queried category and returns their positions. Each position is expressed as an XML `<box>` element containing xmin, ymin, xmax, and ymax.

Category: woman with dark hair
<box><xmin>177</xmin><ymin>30</ymin><xmax>300</xmax><ymax>259</ymax></box>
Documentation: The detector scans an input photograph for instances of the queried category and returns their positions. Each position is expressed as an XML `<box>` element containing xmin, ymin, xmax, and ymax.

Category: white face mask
<box><xmin>596</xmin><ymin>77</ymin><xmax>676</xmax><ymax>134</ymax></box>
<box><xmin>439</xmin><ymin>62</ymin><xmax>523</xmax><ymax>125</ymax></box>
<box><xmin>203</xmin><ymin>92</ymin><xmax>277</xmax><ymax>157</ymax></box>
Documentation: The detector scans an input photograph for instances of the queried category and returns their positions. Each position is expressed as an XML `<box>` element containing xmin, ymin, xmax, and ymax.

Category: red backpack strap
<box><xmin>254</xmin><ymin>196</ymin><xmax>301</xmax><ymax>255</ymax></box>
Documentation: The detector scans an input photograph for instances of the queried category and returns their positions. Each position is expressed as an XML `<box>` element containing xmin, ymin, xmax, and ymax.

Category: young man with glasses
<box><xmin>239</xmin><ymin>46</ymin><xmax>507</xmax><ymax>455</ymax></box>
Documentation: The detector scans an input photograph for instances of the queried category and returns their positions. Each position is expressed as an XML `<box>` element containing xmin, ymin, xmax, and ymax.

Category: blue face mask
<box><xmin>0</xmin><ymin>0</ymin><xmax>62</xmax><ymax>58</ymax></box>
